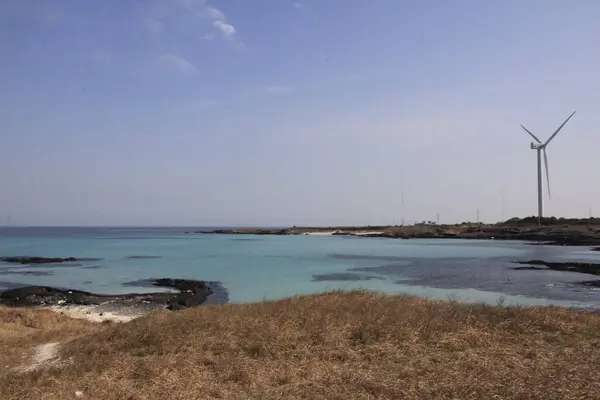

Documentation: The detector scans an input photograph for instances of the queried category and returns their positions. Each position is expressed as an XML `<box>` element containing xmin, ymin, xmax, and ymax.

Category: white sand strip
<box><xmin>46</xmin><ymin>305</ymin><xmax>141</xmax><ymax>323</ymax></box>
<box><xmin>302</xmin><ymin>230</ymin><xmax>384</xmax><ymax>236</ymax></box>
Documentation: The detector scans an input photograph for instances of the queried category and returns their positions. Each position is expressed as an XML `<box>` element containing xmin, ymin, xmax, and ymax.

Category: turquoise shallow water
<box><xmin>1</xmin><ymin>227</ymin><xmax>600</xmax><ymax>309</ymax></box>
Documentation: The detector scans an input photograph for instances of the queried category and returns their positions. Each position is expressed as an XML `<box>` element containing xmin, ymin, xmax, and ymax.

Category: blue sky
<box><xmin>1</xmin><ymin>0</ymin><xmax>600</xmax><ymax>226</ymax></box>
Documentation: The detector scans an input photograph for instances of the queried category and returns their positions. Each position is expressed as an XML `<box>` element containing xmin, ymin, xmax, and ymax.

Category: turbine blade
<box><xmin>543</xmin><ymin>148</ymin><xmax>551</xmax><ymax>200</ymax></box>
<box><xmin>544</xmin><ymin>111</ymin><xmax>576</xmax><ymax>146</ymax></box>
<box><xmin>520</xmin><ymin>125</ymin><xmax>542</xmax><ymax>143</ymax></box>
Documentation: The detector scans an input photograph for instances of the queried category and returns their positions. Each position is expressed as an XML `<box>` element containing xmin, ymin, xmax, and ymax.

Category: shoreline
<box><xmin>2</xmin><ymin>231</ymin><xmax>600</xmax><ymax>322</ymax></box>
<box><xmin>193</xmin><ymin>218</ymin><xmax>600</xmax><ymax>247</ymax></box>
<box><xmin>0</xmin><ymin>278</ymin><xmax>226</xmax><ymax>323</ymax></box>
<box><xmin>4</xmin><ymin>256</ymin><xmax>600</xmax><ymax>322</ymax></box>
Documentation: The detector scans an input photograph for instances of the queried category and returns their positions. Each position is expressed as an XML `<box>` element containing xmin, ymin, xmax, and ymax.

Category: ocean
<box><xmin>1</xmin><ymin>227</ymin><xmax>600</xmax><ymax>309</ymax></box>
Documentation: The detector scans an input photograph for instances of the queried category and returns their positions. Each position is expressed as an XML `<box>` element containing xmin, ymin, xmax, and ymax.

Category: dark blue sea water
<box><xmin>1</xmin><ymin>227</ymin><xmax>600</xmax><ymax>308</ymax></box>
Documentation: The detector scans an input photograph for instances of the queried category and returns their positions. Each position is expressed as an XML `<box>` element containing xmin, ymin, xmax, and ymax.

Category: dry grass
<box><xmin>2</xmin><ymin>291</ymin><xmax>600</xmax><ymax>399</ymax></box>
<box><xmin>0</xmin><ymin>307</ymin><xmax>98</xmax><ymax>369</ymax></box>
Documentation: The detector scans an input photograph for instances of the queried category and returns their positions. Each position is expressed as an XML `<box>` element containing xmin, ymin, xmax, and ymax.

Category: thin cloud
<box><xmin>203</xmin><ymin>4</ymin><xmax>236</xmax><ymax>39</ymax></box>
<box><xmin>157</xmin><ymin>54</ymin><xmax>198</xmax><ymax>74</ymax></box>
<box><xmin>141</xmin><ymin>1</ymin><xmax>239</xmax><ymax>45</ymax></box>
<box><xmin>204</xmin><ymin>5</ymin><xmax>225</xmax><ymax>21</ymax></box>
<box><xmin>182</xmin><ymin>0</ymin><xmax>238</xmax><ymax>41</ymax></box>
<box><xmin>261</xmin><ymin>85</ymin><xmax>293</xmax><ymax>94</ymax></box>
<box><xmin>213</xmin><ymin>20</ymin><xmax>236</xmax><ymax>37</ymax></box>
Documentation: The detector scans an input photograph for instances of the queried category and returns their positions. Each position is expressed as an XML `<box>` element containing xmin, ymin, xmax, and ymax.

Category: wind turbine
<box><xmin>520</xmin><ymin>111</ymin><xmax>576</xmax><ymax>225</ymax></box>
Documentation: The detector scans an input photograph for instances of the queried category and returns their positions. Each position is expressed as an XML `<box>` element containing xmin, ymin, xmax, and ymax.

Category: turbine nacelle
<box><xmin>530</xmin><ymin>142</ymin><xmax>543</xmax><ymax>150</ymax></box>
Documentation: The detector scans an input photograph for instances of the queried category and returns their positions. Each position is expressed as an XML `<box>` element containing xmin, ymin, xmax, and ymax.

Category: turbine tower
<box><xmin>520</xmin><ymin>111</ymin><xmax>576</xmax><ymax>225</ymax></box>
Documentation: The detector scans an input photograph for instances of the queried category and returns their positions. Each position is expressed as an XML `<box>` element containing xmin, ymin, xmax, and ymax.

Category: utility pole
<box><xmin>501</xmin><ymin>195</ymin><xmax>505</xmax><ymax>222</ymax></box>
<box><xmin>399</xmin><ymin>170</ymin><xmax>405</xmax><ymax>228</ymax></box>
<box><xmin>436</xmin><ymin>213</ymin><xmax>440</xmax><ymax>225</ymax></box>
<box><xmin>477</xmin><ymin>208</ymin><xmax>480</xmax><ymax>224</ymax></box>
<box><xmin>400</xmin><ymin>194</ymin><xmax>404</xmax><ymax>226</ymax></box>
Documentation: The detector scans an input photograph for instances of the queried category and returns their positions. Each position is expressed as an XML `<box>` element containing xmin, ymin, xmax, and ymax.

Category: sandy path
<box><xmin>20</xmin><ymin>342</ymin><xmax>60</xmax><ymax>372</ymax></box>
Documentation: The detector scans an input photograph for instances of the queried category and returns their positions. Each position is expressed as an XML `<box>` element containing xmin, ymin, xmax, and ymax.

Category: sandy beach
<box><xmin>46</xmin><ymin>303</ymin><xmax>146</xmax><ymax>323</ymax></box>
<box><xmin>303</xmin><ymin>230</ymin><xmax>385</xmax><ymax>236</ymax></box>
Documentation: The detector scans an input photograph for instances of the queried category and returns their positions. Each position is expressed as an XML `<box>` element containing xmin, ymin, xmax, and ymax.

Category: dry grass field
<box><xmin>2</xmin><ymin>291</ymin><xmax>600</xmax><ymax>399</ymax></box>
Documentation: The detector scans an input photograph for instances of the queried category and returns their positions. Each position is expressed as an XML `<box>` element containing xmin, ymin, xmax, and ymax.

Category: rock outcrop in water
<box><xmin>1</xmin><ymin>257</ymin><xmax>78</xmax><ymax>264</ymax></box>
<box><xmin>0</xmin><ymin>279</ymin><xmax>214</xmax><ymax>311</ymax></box>
<box><xmin>512</xmin><ymin>260</ymin><xmax>600</xmax><ymax>276</ymax></box>
<box><xmin>577</xmin><ymin>280</ymin><xmax>600</xmax><ymax>287</ymax></box>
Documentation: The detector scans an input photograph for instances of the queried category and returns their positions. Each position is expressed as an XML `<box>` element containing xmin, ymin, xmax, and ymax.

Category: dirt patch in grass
<box><xmin>18</xmin><ymin>342</ymin><xmax>61</xmax><ymax>372</ymax></box>
<box><xmin>2</xmin><ymin>291</ymin><xmax>600</xmax><ymax>399</ymax></box>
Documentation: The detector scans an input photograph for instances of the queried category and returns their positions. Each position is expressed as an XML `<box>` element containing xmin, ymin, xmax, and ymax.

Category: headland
<box><xmin>195</xmin><ymin>216</ymin><xmax>600</xmax><ymax>247</ymax></box>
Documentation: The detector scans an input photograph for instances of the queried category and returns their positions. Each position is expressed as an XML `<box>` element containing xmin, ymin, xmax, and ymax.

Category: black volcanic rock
<box><xmin>125</xmin><ymin>255</ymin><xmax>162</xmax><ymax>259</ymax></box>
<box><xmin>1</xmin><ymin>256</ymin><xmax>78</xmax><ymax>264</ymax></box>
<box><xmin>196</xmin><ymin>228</ymin><xmax>290</xmax><ymax>235</ymax></box>
<box><xmin>0</xmin><ymin>270</ymin><xmax>54</xmax><ymax>276</ymax></box>
<box><xmin>152</xmin><ymin>278</ymin><xmax>213</xmax><ymax>310</ymax></box>
<box><xmin>0</xmin><ymin>279</ymin><xmax>214</xmax><ymax>311</ymax></box>
<box><xmin>511</xmin><ymin>266</ymin><xmax>548</xmax><ymax>271</ymax></box>
<box><xmin>513</xmin><ymin>260</ymin><xmax>600</xmax><ymax>276</ymax></box>
<box><xmin>0</xmin><ymin>286</ymin><xmax>98</xmax><ymax>307</ymax></box>
<box><xmin>577</xmin><ymin>280</ymin><xmax>600</xmax><ymax>287</ymax></box>
<box><xmin>311</xmin><ymin>273</ymin><xmax>385</xmax><ymax>282</ymax></box>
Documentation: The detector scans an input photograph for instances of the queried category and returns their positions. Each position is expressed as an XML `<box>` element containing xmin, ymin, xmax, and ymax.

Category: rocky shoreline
<box><xmin>511</xmin><ymin>260</ymin><xmax>600</xmax><ymax>288</ymax></box>
<box><xmin>0</xmin><ymin>278</ymin><xmax>218</xmax><ymax>314</ymax></box>
<box><xmin>193</xmin><ymin>218</ymin><xmax>600</xmax><ymax>247</ymax></box>
<box><xmin>512</xmin><ymin>260</ymin><xmax>600</xmax><ymax>276</ymax></box>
